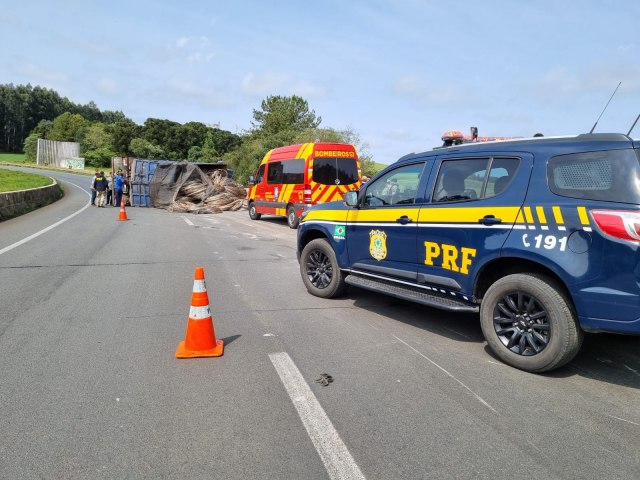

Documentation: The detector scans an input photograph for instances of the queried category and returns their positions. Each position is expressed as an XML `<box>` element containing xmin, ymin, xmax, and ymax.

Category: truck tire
<box><xmin>287</xmin><ymin>205</ymin><xmax>300</xmax><ymax>229</ymax></box>
<box><xmin>480</xmin><ymin>273</ymin><xmax>583</xmax><ymax>373</ymax></box>
<box><xmin>249</xmin><ymin>202</ymin><xmax>261</xmax><ymax>220</ymax></box>
<box><xmin>300</xmin><ymin>239</ymin><xmax>346</xmax><ymax>298</ymax></box>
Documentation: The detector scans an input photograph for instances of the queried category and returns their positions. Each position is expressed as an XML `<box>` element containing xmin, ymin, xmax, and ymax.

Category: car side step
<box><xmin>345</xmin><ymin>274</ymin><xmax>479</xmax><ymax>313</ymax></box>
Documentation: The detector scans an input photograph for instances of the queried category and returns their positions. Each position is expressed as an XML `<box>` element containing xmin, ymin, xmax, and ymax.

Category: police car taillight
<box><xmin>591</xmin><ymin>209</ymin><xmax>640</xmax><ymax>242</ymax></box>
<box><xmin>304</xmin><ymin>184</ymin><xmax>312</xmax><ymax>204</ymax></box>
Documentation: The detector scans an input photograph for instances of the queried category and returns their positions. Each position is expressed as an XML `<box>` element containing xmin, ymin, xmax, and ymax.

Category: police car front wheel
<box><xmin>480</xmin><ymin>273</ymin><xmax>583</xmax><ymax>373</ymax></box>
<box><xmin>300</xmin><ymin>239</ymin><xmax>346</xmax><ymax>298</ymax></box>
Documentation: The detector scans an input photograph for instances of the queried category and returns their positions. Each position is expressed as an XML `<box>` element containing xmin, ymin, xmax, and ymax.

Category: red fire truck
<box><xmin>247</xmin><ymin>142</ymin><xmax>361</xmax><ymax>228</ymax></box>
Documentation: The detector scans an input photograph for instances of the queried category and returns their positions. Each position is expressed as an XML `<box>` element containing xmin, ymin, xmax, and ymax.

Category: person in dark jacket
<box><xmin>94</xmin><ymin>171</ymin><xmax>109</xmax><ymax>207</ymax></box>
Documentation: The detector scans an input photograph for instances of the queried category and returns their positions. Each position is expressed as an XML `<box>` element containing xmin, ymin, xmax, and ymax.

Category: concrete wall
<box><xmin>0</xmin><ymin>178</ymin><xmax>63</xmax><ymax>221</ymax></box>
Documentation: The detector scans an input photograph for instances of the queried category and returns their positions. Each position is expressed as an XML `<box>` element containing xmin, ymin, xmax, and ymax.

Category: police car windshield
<box><xmin>313</xmin><ymin>157</ymin><xmax>359</xmax><ymax>185</ymax></box>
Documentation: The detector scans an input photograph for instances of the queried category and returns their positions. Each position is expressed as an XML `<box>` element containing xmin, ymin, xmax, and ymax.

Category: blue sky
<box><xmin>2</xmin><ymin>0</ymin><xmax>639</xmax><ymax>164</ymax></box>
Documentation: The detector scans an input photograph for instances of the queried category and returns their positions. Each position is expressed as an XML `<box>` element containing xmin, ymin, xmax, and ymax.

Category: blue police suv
<box><xmin>296</xmin><ymin>133</ymin><xmax>640</xmax><ymax>372</ymax></box>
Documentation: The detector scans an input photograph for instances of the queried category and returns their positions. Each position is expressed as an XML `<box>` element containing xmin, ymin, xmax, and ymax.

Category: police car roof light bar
<box><xmin>589</xmin><ymin>81</ymin><xmax>621</xmax><ymax>134</ymax></box>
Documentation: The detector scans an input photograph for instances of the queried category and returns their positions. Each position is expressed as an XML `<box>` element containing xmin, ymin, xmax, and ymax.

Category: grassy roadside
<box><xmin>0</xmin><ymin>153</ymin><xmax>27</xmax><ymax>163</ymax></box>
<box><xmin>0</xmin><ymin>152</ymin><xmax>95</xmax><ymax>176</ymax></box>
<box><xmin>0</xmin><ymin>170</ymin><xmax>54</xmax><ymax>192</ymax></box>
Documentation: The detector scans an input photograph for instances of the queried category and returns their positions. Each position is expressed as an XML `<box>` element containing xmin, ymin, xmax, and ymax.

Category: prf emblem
<box><xmin>369</xmin><ymin>229</ymin><xmax>387</xmax><ymax>261</ymax></box>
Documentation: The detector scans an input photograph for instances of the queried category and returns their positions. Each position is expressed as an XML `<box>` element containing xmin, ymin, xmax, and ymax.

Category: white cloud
<box><xmin>176</xmin><ymin>37</ymin><xmax>191</xmax><ymax>48</ymax></box>
<box><xmin>241</xmin><ymin>71</ymin><xmax>289</xmax><ymax>96</ymax></box>
<box><xmin>240</xmin><ymin>71</ymin><xmax>326</xmax><ymax>98</ymax></box>
<box><xmin>165</xmin><ymin>79</ymin><xmax>233</xmax><ymax>109</ymax></box>
<box><xmin>97</xmin><ymin>77</ymin><xmax>119</xmax><ymax>95</ymax></box>
<box><xmin>15</xmin><ymin>63</ymin><xmax>70</xmax><ymax>86</ymax></box>
<box><xmin>384</xmin><ymin>129</ymin><xmax>415</xmax><ymax>141</ymax></box>
<box><xmin>187</xmin><ymin>52</ymin><xmax>215</xmax><ymax>64</ymax></box>
<box><xmin>167</xmin><ymin>36</ymin><xmax>215</xmax><ymax>63</ymax></box>
<box><xmin>291</xmin><ymin>81</ymin><xmax>325</xmax><ymax>98</ymax></box>
<box><xmin>392</xmin><ymin>75</ymin><xmax>469</xmax><ymax>106</ymax></box>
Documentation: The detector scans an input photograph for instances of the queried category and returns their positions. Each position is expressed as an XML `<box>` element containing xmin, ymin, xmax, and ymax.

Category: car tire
<box><xmin>249</xmin><ymin>202</ymin><xmax>261</xmax><ymax>220</ymax></box>
<box><xmin>287</xmin><ymin>205</ymin><xmax>299</xmax><ymax>229</ymax></box>
<box><xmin>300</xmin><ymin>238</ymin><xmax>346</xmax><ymax>298</ymax></box>
<box><xmin>480</xmin><ymin>273</ymin><xmax>583</xmax><ymax>373</ymax></box>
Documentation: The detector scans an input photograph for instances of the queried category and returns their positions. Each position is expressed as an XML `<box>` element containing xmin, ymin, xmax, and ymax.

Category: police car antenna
<box><xmin>589</xmin><ymin>81</ymin><xmax>621</xmax><ymax>134</ymax></box>
<box><xmin>627</xmin><ymin>113</ymin><xmax>640</xmax><ymax>136</ymax></box>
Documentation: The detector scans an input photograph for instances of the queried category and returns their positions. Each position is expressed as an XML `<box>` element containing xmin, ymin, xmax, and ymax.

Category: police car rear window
<box><xmin>313</xmin><ymin>158</ymin><xmax>359</xmax><ymax>185</ymax></box>
<box><xmin>547</xmin><ymin>149</ymin><xmax>640</xmax><ymax>203</ymax></box>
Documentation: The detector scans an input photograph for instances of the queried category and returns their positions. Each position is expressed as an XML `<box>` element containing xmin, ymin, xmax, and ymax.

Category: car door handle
<box><xmin>478</xmin><ymin>215</ymin><xmax>502</xmax><ymax>225</ymax></box>
<box><xmin>396</xmin><ymin>215</ymin><xmax>413</xmax><ymax>225</ymax></box>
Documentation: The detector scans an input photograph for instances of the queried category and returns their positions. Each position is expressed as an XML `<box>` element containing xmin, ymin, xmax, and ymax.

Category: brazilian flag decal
<box><xmin>333</xmin><ymin>225</ymin><xmax>346</xmax><ymax>239</ymax></box>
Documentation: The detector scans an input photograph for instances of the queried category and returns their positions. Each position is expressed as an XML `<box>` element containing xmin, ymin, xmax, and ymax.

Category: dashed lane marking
<box><xmin>269</xmin><ymin>352</ymin><xmax>366</xmax><ymax>480</ymax></box>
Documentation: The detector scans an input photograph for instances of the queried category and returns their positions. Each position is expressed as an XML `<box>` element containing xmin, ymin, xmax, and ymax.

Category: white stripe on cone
<box><xmin>189</xmin><ymin>305</ymin><xmax>211</xmax><ymax>319</ymax></box>
<box><xmin>193</xmin><ymin>279</ymin><xmax>206</xmax><ymax>292</ymax></box>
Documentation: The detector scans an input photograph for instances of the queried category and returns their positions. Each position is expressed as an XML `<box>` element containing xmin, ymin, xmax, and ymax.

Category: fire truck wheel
<box><xmin>287</xmin><ymin>206</ymin><xmax>300</xmax><ymax>229</ymax></box>
<box><xmin>249</xmin><ymin>202</ymin><xmax>261</xmax><ymax>220</ymax></box>
<box><xmin>300</xmin><ymin>239</ymin><xmax>347</xmax><ymax>298</ymax></box>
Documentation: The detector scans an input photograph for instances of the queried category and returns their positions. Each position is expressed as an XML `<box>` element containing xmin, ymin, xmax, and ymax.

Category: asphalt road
<box><xmin>1</xmin><ymin>168</ymin><xmax>639</xmax><ymax>480</ymax></box>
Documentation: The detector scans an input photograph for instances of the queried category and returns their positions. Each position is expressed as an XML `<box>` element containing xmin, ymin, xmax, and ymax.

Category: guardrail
<box><xmin>0</xmin><ymin>178</ymin><xmax>63</xmax><ymax>221</ymax></box>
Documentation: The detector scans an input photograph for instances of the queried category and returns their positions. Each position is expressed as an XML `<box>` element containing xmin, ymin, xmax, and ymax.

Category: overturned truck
<box><xmin>149</xmin><ymin>161</ymin><xmax>246</xmax><ymax>214</ymax></box>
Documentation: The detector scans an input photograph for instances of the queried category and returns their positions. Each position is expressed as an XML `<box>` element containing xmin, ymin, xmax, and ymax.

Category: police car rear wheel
<box><xmin>300</xmin><ymin>239</ymin><xmax>346</xmax><ymax>298</ymax></box>
<box><xmin>480</xmin><ymin>273</ymin><xmax>583</xmax><ymax>373</ymax></box>
<box><xmin>287</xmin><ymin>206</ymin><xmax>299</xmax><ymax>229</ymax></box>
<box><xmin>249</xmin><ymin>202</ymin><xmax>261</xmax><ymax>220</ymax></box>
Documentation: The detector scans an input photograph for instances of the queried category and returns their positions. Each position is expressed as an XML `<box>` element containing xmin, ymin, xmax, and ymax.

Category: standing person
<box><xmin>94</xmin><ymin>171</ymin><xmax>109</xmax><ymax>207</ymax></box>
<box><xmin>105</xmin><ymin>172</ymin><xmax>113</xmax><ymax>206</ymax></box>
<box><xmin>122</xmin><ymin>172</ymin><xmax>130</xmax><ymax>206</ymax></box>
<box><xmin>113</xmin><ymin>170</ymin><xmax>125</xmax><ymax>208</ymax></box>
<box><xmin>90</xmin><ymin>169</ymin><xmax>99</xmax><ymax>206</ymax></box>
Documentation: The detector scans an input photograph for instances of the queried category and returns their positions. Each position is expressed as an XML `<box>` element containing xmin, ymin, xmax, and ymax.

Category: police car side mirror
<box><xmin>344</xmin><ymin>190</ymin><xmax>358</xmax><ymax>207</ymax></box>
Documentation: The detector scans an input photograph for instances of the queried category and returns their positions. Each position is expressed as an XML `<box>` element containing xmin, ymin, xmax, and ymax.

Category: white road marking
<box><xmin>0</xmin><ymin>181</ymin><xmax>90</xmax><ymax>256</ymax></box>
<box><xmin>269</xmin><ymin>352</ymin><xmax>366</xmax><ymax>480</ymax></box>
<box><xmin>392</xmin><ymin>335</ymin><xmax>497</xmax><ymax>414</ymax></box>
<box><xmin>606</xmin><ymin>415</ymin><xmax>639</xmax><ymax>426</ymax></box>
<box><xmin>182</xmin><ymin>216</ymin><xmax>195</xmax><ymax>226</ymax></box>
<box><xmin>622</xmin><ymin>364</ymin><xmax>640</xmax><ymax>377</ymax></box>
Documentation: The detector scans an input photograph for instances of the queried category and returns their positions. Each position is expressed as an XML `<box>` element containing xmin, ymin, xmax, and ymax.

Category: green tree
<box><xmin>79</xmin><ymin>123</ymin><xmax>115</xmax><ymax>167</ymax></box>
<box><xmin>108</xmin><ymin>119</ymin><xmax>140</xmax><ymax>156</ymax></box>
<box><xmin>47</xmin><ymin>112</ymin><xmax>86</xmax><ymax>142</ymax></box>
<box><xmin>129</xmin><ymin>137</ymin><xmax>166</xmax><ymax>159</ymax></box>
<box><xmin>197</xmin><ymin>131</ymin><xmax>220</xmax><ymax>163</ymax></box>
<box><xmin>143</xmin><ymin>118</ymin><xmax>181</xmax><ymax>158</ymax></box>
<box><xmin>223</xmin><ymin>136</ymin><xmax>270</xmax><ymax>185</ymax></box>
<box><xmin>101</xmin><ymin>110</ymin><xmax>128</xmax><ymax>124</ymax></box>
<box><xmin>251</xmin><ymin>95</ymin><xmax>321</xmax><ymax>137</ymax></box>
<box><xmin>22</xmin><ymin>119</ymin><xmax>54</xmax><ymax>161</ymax></box>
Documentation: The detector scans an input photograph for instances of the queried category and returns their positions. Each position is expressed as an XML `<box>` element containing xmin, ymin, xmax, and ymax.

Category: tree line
<box><xmin>0</xmin><ymin>83</ymin><xmax>375</xmax><ymax>183</ymax></box>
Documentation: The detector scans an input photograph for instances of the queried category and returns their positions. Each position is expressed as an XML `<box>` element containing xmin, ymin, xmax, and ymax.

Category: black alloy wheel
<box><xmin>306</xmin><ymin>249</ymin><xmax>333</xmax><ymax>289</ymax></box>
<box><xmin>493</xmin><ymin>291</ymin><xmax>550</xmax><ymax>356</ymax></box>
<box><xmin>480</xmin><ymin>273</ymin><xmax>583</xmax><ymax>373</ymax></box>
<box><xmin>299</xmin><ymin>239</ymin><xmax>346</xmax><ymax>298</ymax></box>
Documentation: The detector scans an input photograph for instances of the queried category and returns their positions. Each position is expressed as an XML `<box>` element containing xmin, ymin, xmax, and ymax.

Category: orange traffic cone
<box><xmin>117</xmin><ymin>198</ymin><xmax>129</xmax><ymax>221</ymax></box>
<box><xmin>176</xmin><ymin>266</ymin><xmax>224</xmax><ymax>358</ymax></box>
